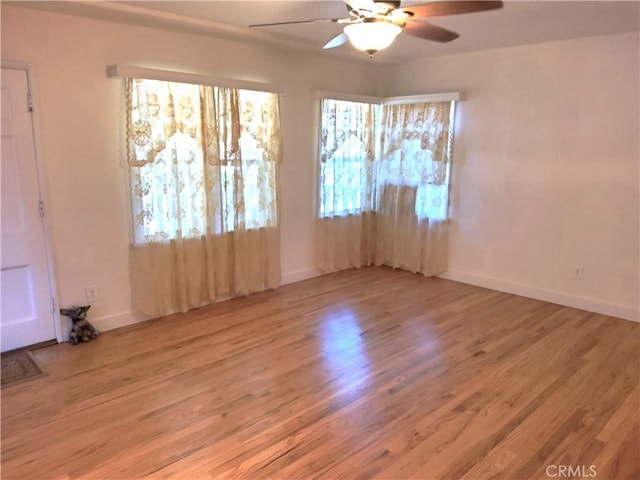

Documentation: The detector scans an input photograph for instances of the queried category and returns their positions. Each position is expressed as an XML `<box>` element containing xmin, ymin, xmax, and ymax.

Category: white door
<box><xmin>1</xmin><ymin>67</ymin><xmax>56</xmax><ymax>352</ymax></box>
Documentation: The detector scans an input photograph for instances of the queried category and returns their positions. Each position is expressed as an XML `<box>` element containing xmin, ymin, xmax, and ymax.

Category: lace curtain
<box><xmin>318</xmin><ymin>98</ymin><xmax>376</xmax><ymax>217</ymax></box>
<box><xmin>126</xmin><ymin>79</ymin><xmax>282</xmax><ymax>316</ymax></box>
<box><xmin>317</xmin><ymin>98</ymin><xmax>454</xmax><ymax>276</ymax></box>
<box><xmin>374</xmin><ymin>101</ymin><xmax>452</xmax><ymax>274</ymax></box>
<box><xmin>316</xmin><ymin>99</ymin><xmax>377</xmax><ymax>270</ymax></box>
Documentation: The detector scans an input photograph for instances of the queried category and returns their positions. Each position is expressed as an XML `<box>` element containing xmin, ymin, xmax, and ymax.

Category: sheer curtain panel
<box><xmin>374</xmin><ymin>101</ymin><xmax>453</xmax><ymax>275</ymax></box>
<box><xmin>126</xmin><ymin>79</ymin><xmax>282</xmax><ymax>316</ymax></box>
<box><xmin>316</xmin><ymin>98</ymin><xmax>377</xmax><ymax>272</ymax></box>
<box><xmin>316</xmin><ymin>97</ymin><xmax>454</xmax><ymax>277</ymax></box>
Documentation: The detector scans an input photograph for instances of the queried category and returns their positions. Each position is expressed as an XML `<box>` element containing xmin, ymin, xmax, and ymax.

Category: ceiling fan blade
<box><xmin>402</xmin><ymin>20</ymin><xmax>459</xmax><ymax>43</ymax></box>
<box><xmin>402</xmin><ymin>1</ymin><xmax>503</xmax><ymax>18</ymax></box>
<box><xmin>323</xmin><ymin>33</ymin><xmax>349</xmax><ymax>49</ymax></box>
<box><xmin>345</xmin><ymin>0</ymin><xmax>376</xmax><ymax>12</ymax></box>
<box><xmin>250</xmin><ymin>18</ymin><xmax>341</xmax><ymax>27</ymax></box>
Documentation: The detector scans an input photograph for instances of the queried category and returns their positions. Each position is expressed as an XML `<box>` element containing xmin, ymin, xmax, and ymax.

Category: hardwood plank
<box><xmin>1</xmin><ymin>267</ymin><xmax>637</xmax><ymax>479</ymax></box>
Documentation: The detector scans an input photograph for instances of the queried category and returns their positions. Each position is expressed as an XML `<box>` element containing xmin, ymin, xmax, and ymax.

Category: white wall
<box><xmin>383</xmin><ymin>32</ymin><xmax>640</xmax><ymax>321</ymax></box>
<box><xmin>1</xmin><ymin>5</ymin><xmax>386</xmax><ymax>334</ymax></box>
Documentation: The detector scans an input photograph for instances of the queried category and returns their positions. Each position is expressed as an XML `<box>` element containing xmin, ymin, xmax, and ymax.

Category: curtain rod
<box><xmin>107</xmin><ymin>65</ymin><xmax>282</xmax><ymax>94</ymax></box>
<box><xmin>382</xmin><ymin>92</ymin><xmax>462</xmax><ymax>104</ymax></box>
<box><xmin>316</xmin><ymin>90</ymin><xmax>462</xmax><ymax>105</ymax></box>
<box><xmin>315</xmin><ymin>90</ymin><xmax>383</xmax><ymax>105</ymax></box>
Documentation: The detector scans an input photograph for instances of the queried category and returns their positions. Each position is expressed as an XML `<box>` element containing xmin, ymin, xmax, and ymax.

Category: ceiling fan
<box><xmin>250</xmin><ymin>0</ymin><xmax>504</xmax><ymax>57</ymax></box>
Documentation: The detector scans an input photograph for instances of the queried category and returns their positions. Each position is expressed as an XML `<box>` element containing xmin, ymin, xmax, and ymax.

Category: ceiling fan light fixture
<box><xmin>344</xmin><ymin>21</ymin><xmax>402</xmax><ymax>56</ymax></box>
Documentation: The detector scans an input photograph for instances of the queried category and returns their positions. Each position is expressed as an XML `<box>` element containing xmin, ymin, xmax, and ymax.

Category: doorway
<box><xmin>1</xmin><ymin>66</ymin><xmax>58</xmax><ymax>352</ymax></box>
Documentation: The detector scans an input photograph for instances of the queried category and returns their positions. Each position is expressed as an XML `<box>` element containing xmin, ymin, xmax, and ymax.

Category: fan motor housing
<box><xmin>375</xmin><ymin>1</ymin><xmax>402</xmax><ymax>12</ymax></box>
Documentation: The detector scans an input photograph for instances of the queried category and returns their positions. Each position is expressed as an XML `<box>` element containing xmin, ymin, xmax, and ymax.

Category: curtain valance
<box><xmin>379</xmin><ymin>101</ymin><xmax>452</xmax><ymax>163</ymax></box>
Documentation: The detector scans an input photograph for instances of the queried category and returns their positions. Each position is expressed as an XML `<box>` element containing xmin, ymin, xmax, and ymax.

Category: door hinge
<box><xmin>50</xmin><ymin>297</ymin><xmax>56</xmax><ymax>314</ymax></box>
<box><xmin>27</xmin><ymin>91</ymin><xmax>34</xmax><ymax>112</ymax></box>
<box><xmin>39</xmin><ymin>200</ymin><xmax>45</xmax><ymax>218</ymax></box>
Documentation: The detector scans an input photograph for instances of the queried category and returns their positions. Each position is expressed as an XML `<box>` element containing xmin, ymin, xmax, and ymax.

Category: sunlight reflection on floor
<box><xmin>319</xmin><ymin>306</ymin><xmax>371</xmax><ymax>391</ymax></box>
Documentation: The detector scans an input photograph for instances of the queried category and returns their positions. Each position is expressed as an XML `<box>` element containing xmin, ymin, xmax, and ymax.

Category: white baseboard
<box><xmin>70</xmin><ymin>268</ymin><xmax>639</xmax><ymax>338</ymax></box>
<box><xmin>90</xmin><ymin>310</ymin><xmax>154</xmax><ymax>333</ymax></box>
<box><xmin>438</xmin><ymin>270</ymin><xmax>639</xmax><ymax>323</ymax></box>
<box><xmin>281</xmin><ymin>267</ymin><xmax>323</xmax><ymax>286</ymax></box>
<box><xmin>82</xmin><ymin>270</ymin><xmax>323</xmax><ymax>335</ymax></box>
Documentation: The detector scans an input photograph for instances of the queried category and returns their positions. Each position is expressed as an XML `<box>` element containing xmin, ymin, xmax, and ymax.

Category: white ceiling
<box><xmin>14</xmin><ymin>1</ymin><xmax>640</xmax><ymax>64</ymax></box>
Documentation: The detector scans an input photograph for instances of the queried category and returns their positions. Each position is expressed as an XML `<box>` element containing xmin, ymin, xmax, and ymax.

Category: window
<box><xmin>318</xmin><ymin>98</ymin><xmax>378</xmax><ymax>217</ymax></box>
<box><xmin>126</xmin><ymin>79</ymin><xmax>281</xmax><ymax>243</ymax></box>
<box><xmin>378</xmin><ymin>100</ymin><xmax>455</xmax><ymax>221</ymax></box>
<box><xmin>319</xmin><ymin>97</ymin><xmax>455</xmax><ymax>221</ymax></box>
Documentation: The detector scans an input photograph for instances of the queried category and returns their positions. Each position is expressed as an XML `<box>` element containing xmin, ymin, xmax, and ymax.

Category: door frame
<box><xmin>2</xmin><ymin>60</ymin><xmax>63</xmax><ymax>345</ymax></box>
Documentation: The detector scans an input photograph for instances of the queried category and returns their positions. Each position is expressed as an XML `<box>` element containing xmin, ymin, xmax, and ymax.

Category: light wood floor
<box><xmin>2</xmin><ymin>267</ymin><xmax>638</xmax><ymax>480</ymax></box>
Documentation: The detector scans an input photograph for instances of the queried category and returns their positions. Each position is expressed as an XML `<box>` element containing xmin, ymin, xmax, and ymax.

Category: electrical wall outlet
<box><xmin>85</xmin><ymin>285</ymin><xmax>99</xmax><ymax>303</ymax></box>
